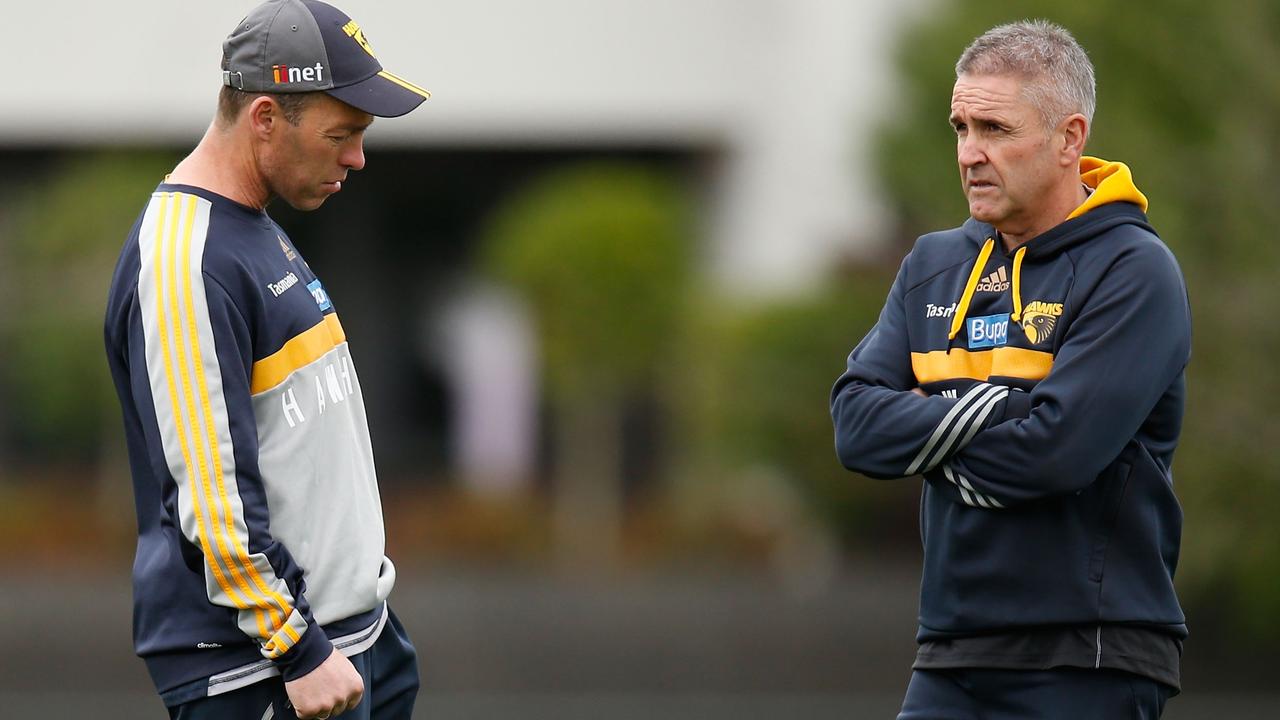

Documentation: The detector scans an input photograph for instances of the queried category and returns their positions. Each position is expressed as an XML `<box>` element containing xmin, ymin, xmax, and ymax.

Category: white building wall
<box><xmin>4</xmin><ymin>0</ymin><xmax>932</xmax><ymax>296</ymax></box>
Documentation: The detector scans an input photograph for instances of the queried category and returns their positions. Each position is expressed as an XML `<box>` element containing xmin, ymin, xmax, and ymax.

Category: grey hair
<box><xmin>956</xmin><ymin>19</ymin><xmax>1096</xmax><ymax>131</ymax></box>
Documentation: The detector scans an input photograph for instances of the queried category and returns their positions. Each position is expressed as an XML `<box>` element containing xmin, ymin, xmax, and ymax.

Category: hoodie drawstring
<box><xmin>1010</xmin><ymin>246</ymin><xmax>1027</xmax><ymax>323</ymax></box>
<box><xmin>948</xmin><ymin>239</ymin><xmax>1029</xmax><ymax>344</ymax></box>
<box><xmin>945</xmin><ymin>157</ymin><xmax>1144</xmax><ymax>340</ymax></box>
<box><xmin>948</xmin><ymin>237</ymin><xmax>995</xmax><ymax>343</ymax></box>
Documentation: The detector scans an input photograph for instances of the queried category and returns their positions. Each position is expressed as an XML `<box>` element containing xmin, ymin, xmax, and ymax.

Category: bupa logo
<box><xmin>967</xmin><ymin>313</ymin><xmax>1009</xmax><ymax>349</ymax></box>
<box><xmin>273</xmin><ymin>62</ymin><xmax>325</xmax><ymax>85</ymax></box>
<box><xmin>1020</xmin><ymin>300</ymin><xmax>1064</xmax><ymax>344</ymax></box>
<box><xmin>306</xmin><ymin>279</ymin><xmax>332</xmax><ymax>311</ymax></box>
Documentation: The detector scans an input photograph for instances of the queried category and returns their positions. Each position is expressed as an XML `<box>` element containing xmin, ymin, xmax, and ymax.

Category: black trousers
<box><xmin>170</xmin><ymin>609</ymin><xmax>418</xmax><ymax>720</ymax></box>
<box><xmin>898</xmin><ymin>667</ymin><xmax>1174</xmax><ymax>720</ymax></box>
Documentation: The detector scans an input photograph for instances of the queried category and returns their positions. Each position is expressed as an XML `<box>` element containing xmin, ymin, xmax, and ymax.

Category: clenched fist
<box><xmin>286</xmin><ymin>648</ymin><xmax>364</xmax><ymax>719</ymax></box>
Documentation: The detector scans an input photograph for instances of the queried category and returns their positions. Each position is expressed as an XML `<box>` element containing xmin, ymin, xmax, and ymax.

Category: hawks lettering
<box><xmin>1020</xmin><ymin>300</ymin><xmax>1064</xmax><ymax>344</ymax></box>
<box><xmin>283</xmin><ymin>357</ymin><xmax>356</xmax><ymax>428</ymax></box>
<box><xmin>341</xmin><ymin>19</ymin><xmax>377</xmax><ymax>57</ymax></box>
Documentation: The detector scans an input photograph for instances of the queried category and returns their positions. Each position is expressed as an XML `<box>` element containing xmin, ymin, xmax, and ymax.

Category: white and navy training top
<box><xmin>105</xmin><ymin>183</ymin><xmax>393</xmax><ymax>706</ymax></box>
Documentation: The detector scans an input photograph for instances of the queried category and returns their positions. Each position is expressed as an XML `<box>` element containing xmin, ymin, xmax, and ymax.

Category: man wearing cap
<box><xmin>103</xmin><ymin>2</ymin><xmax>430</xmax><ymax>718</ymax></box>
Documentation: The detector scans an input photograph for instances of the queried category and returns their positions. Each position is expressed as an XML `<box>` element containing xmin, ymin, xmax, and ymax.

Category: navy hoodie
<box><xmin>831</xmin><ymin>158</ymin><xmax>1191</xmax><ymax>645</ymax></box>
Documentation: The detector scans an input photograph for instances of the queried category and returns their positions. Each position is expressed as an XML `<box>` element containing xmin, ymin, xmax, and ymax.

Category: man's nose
<box><xmin>341</xmin><ymin>139</ymin><xmax>366</xmax><ymax>171</ymax></box>
<box><xmin>957</xmin><ymin>133</ymin><xmax>985</xmax><ymax>168</ymax></box>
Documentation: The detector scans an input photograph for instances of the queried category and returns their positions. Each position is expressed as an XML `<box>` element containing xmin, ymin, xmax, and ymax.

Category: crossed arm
<box><xmin>831</xmin><ymin>244</ymin><xmax>1190</xmax><ymax>509</ymax></box>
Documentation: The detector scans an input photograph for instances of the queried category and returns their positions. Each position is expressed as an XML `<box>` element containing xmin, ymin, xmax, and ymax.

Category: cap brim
<box><xmin>325</xmin><ymin>70</ymin><xmax>430</xmax><ymax>118</ymax></box>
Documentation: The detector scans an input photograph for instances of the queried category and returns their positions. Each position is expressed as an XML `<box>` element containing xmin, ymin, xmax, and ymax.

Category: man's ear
<box><xmin>248</xmin><ymin>96</ymin><xmax>281</xmax><ymax>141</ymax></box>
<box><xmin>1059</xmin><ymin>113</ymin><xmax>1089</xmax><ymax>167</ymax></box>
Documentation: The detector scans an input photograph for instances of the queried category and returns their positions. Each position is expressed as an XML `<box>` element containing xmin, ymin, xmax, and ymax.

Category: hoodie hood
<box><xmin>947</xmin><ymin>157</ymin><xmax>1155</xmax><ymax>342</ymax></box>
<box><xmin>1025</xmin><ymin>156</ymin><xmax>1154</xmax><ymax>259</ymax></box>
<box><xmin>1071</xmin><ymin>156</ymin><xmax>1148</xmax><ymax>219</ymax></box>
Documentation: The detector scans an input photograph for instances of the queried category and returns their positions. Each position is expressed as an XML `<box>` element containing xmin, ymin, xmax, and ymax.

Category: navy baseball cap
<box><xmin>221</xmin><ymin>0</ymin><xmax>429</xmax><ymax>118</ymax></box>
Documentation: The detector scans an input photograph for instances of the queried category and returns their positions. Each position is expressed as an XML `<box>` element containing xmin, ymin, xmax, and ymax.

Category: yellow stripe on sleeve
<box><xmin>261</xmin><ymin>609</ymin><xmax>309</xmax><ymax>659</ymax></box>
<box><xmin>171</xmin><ymin>195</ymin><xmax>272</xmax><ymax>627</ymax></box>
<box><xmin>175</xmin><ymin>193</ymin><xmax>295</xmax><ymax>630</ymax></box>
<box><xmin>169</xmin><ymin>194</ymin><xmax>283</xmax><ymax>632</ymax></box>
<box><xmin>154</xmin><ymin>193</ymin><xmax>269</xmax><ymax>639</ymax></box>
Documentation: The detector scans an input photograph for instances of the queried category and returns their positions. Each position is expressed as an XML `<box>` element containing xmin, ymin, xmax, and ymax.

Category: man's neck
<box><xmin>998</xmin><ymin>180</ymin><xmax>1089</xmax><ymax>253</ymax></box>
<box><xmin>166</xmin><ymin>123</ymin><xmax>271</xmax><ymax>210</ymax></box>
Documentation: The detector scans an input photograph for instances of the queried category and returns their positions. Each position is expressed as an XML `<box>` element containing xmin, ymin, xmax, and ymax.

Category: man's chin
<box><xmin>283</xmin><ymin>195</ymin><xmax>329</xmax><ymax>212</ymax></box>
<box><xmin>967</xmin><ymin>202</ymin><xmax>1003</xmax><ymax>224</ymax></box>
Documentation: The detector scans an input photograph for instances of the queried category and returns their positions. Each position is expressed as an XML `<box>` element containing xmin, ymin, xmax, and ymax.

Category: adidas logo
<box><xmin>975</xmin><ymin>266</ymin><xmax>1009</xmax><ymax>293</ymax></box>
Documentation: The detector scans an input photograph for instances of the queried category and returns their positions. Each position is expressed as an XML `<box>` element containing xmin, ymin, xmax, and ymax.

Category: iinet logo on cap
<box><xmin>273</xmin><ymin>62</ymin><xmax>325</xmax><ymax>84</ymax></box>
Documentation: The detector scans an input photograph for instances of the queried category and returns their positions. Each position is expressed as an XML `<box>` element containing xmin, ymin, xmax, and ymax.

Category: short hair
<box><xmin>216</xmin><ymin>86</ymin><xmax>314</xmax><ymax>128</ymax></box>
<box><xmin>956</xmin><ymin>19</ymin><xmax>1096</xmax><ymax>131</ymax></box>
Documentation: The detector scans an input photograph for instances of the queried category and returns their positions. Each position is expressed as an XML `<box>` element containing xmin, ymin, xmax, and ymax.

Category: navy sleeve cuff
<box><xmin>274</xmin><ymin>621</ymin><xmax>333</xmax><ymax>682</ymax></box>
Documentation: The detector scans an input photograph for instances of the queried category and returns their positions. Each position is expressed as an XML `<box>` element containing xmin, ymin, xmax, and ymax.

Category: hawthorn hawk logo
<box><xmin>1020</xmin><ymin>300</ymin><xmax>1063</xmax><ymax>344</ymax></box>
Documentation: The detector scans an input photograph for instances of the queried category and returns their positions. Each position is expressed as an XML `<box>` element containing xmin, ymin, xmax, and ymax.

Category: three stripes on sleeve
<box><xmin>138</xmin><ymin>191</ymin><xmax>308</xmax><ymax>658</ymax></box>
<box><xmin>905</xmin><ymin>383</ymin><xmax>1009</xmax><ymax>509</ymax></box>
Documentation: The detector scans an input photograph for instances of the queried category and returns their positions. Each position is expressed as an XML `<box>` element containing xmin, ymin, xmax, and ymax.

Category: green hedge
<box><xmin>2</xmin><ymin>152</ymin><xmax>176</xmax><ymax>462</ymax></box>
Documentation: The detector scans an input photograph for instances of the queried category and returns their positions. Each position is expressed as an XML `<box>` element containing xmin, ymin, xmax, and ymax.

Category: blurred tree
<box><xmin>481</xmin><ymin>163</ymin><xmax>691</xmax><ymax>567</ymax></box>
<box><xmin>878</xmin><ymin>0</ymin><xmax>1280</xmax><ymax>638</ymax></box>
<box><xmin>1</xmin><ymin>151</ymin><xmax>176</xmax><ymax>468</ymax></box>
<box><xmin>677</xmin><ymin>272</ymin><xmax>919</xmax><ymax>551</ymax></box>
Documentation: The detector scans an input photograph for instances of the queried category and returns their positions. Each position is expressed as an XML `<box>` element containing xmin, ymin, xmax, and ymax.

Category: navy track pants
<box><xmin>897</xmin><ymin>667</ymin><xmax>1174</xmax><ymax>720</ymax></box>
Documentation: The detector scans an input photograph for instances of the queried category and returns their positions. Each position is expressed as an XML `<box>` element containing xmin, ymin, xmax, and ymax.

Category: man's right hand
<box><xmin>285</xmin><ymin>647</ymin><xmax>364</xmax><ymax>719</ymax></box>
